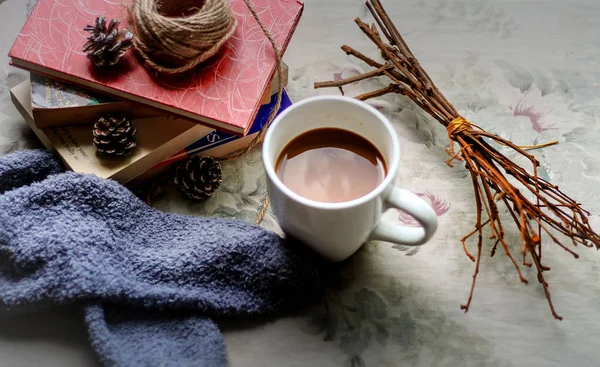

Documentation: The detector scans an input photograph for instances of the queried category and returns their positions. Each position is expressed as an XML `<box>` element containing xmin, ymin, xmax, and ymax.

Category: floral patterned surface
<box><xmin>1</xmin><ymin>0</ymin><xmax>600</xmax><ymax>366</ymax></box>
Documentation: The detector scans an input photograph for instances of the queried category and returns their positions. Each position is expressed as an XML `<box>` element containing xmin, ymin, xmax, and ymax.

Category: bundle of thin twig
<box><xmin>315</xmin><ymin>0</ymin><xmax>600</xmax><ymax>320</ymax></box>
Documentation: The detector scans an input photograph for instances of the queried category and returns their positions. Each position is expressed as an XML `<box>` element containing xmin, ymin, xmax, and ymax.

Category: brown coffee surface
<box><xmin>275</xmin><ymin>128</ymin><xmax>386</xmax><ymax>203</ymax></box>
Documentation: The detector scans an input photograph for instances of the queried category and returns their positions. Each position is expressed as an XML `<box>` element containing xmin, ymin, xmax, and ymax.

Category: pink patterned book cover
<box><xmin>9</xmin><ymin>0</ymin><xmax>303</xmax><ymax>135</ymax></box>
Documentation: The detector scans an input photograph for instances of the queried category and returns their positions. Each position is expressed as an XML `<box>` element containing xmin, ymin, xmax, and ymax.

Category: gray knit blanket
<box><xmin>0</xmin><ymin>149</ymin><xmax>324</xmax><ymax>367</ymax></box>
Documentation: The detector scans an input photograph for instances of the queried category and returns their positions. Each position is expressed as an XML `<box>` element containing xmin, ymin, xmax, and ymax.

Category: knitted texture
<box><xmin>85</xmin><ymin>305</ymin><xmax>226</xmax><ymax>367</ymax></box>
<box><xmin>0</xmin><ymin>149</ymin><xmax>324</xmax><ymax>367</ymax></box>
<box><xmin>0</xmin><ymin>149</ymin><xmax>63</xmax><ymax>194</ymax></box>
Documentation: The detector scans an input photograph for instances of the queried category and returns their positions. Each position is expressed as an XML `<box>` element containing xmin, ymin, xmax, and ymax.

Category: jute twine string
<box><xmin>219</xmin><ymin>0</ymin><xmax>284</xmax><ymax>163</ymax></box>
<box><xmin>143</xmin><ymin>0</ymin><xmax>283</xmax><ymax>225</ymax></box>
<box><xmin>129</xmin><ymin>0</ymin><xmax>238</xmax><ymax>74</ymax></box>
<box><xmin>218</xmin><ymin>0</ymin><xmax>285</xmax><ymax>224</ymax></box>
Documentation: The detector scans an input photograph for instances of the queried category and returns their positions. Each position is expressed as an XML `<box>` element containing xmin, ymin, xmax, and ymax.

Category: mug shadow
<box><xmin>218</xmin><ymin>237</ymin><xmax>351</xmax><ymax>333</ymax></box>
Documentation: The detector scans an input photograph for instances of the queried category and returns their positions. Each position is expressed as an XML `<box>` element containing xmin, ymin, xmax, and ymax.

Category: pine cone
<box><xmin>174</xmin><ymin>156</ymin><xmax>223</xmax><ymax>201</ymax></box>
<box><xmin>83</xmin><ymin>17</ymin><xmax>133</xmax><ymax>67</ymax></box>
<box><xmin>92</xmin><ymin>114</ymin><xmax>137</xmax><ymax>157</ymax></box>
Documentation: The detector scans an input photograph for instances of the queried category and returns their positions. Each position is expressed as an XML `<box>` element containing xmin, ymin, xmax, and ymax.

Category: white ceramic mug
<box><xmin>262</xmin><ymin>95</ymin><xmax>438</xmax><ymax>262</ymax></box>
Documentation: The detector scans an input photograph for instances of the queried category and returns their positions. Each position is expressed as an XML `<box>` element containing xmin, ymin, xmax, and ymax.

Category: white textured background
<box><xmin>1</xmin><ymin>0</ymin><xmax>600</xmax><ymax>366</ymax></box>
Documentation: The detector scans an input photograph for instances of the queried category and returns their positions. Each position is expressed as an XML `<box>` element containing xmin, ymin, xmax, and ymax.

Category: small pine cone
<box><xmin>174</xmin><ymin>156</ymin><xmax>223</xmax><ymax>201</ymax></box>
<box><xmin>83</xmin><ymin>17</ymin><xmax>133</xmax><ymax>67</ymax></box>
<box><xmin>92</xmin><ymin>114</ymin><xmax>137</xmax><ymax>157</ymax></box>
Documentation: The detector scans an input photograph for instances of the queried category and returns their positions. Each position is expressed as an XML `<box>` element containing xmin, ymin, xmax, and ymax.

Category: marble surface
<box><xmin>1</xmin><ymin>0</ymin><xmax>600</xmax><ymax>366</ymax></box>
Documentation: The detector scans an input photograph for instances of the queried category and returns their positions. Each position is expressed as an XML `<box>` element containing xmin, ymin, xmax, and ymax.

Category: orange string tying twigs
<box><xmin>314</xmin><ymin>0</ymin><xmax>600</xmax><ymax>320</ymax></box>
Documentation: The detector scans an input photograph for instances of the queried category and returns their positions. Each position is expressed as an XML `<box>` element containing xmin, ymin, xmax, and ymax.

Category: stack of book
<box><xmin>7</xmin><ymin>0</ymin><xmax>302</xmax><ymax>186</ymax></box>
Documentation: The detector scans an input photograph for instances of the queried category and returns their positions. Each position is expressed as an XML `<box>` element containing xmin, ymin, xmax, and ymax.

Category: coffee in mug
<box><xmin>274</xmin><ymin>128</ymin><xmax>386</xmax><ymax>203</ymax></box>
<box><xmin>262</xmin><ymin>95</ymin><xmax>438</xmax><ymax>262</ymax></box>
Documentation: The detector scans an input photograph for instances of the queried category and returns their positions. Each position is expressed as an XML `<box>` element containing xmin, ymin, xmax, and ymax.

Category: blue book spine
<box><xmin>182</xmin><ymin>90</ymin><xmax>291</xmax><ymax>157</ymax></box>
<box><xmin>158</xmin><ymin>90</ymin><xmax>292</xmax><ymax>166</ymax></box>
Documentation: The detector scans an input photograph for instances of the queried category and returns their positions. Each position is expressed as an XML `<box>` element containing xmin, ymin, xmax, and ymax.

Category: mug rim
<box><xmin>262</xmin><ymin>95</ymin><xmax>401</xmax><ymax>210</ymax></box>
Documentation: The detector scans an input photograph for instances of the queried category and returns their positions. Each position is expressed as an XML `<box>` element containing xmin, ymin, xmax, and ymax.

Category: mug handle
<box><xmin>370</xmin><ymin>187</ymin><xmax>438</xmax><ymax>246</ymax></box>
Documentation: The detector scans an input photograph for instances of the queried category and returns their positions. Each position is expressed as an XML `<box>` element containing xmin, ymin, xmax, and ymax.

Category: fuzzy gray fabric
<box><xmin>0</xmin><ymin>149</ymin><xmax>62</xmax><ymax>194</ymax></box>
<box><xmin>0</xmin><ymin>149</ymin><xmax>324</xmax><ymax>367</ymax></box>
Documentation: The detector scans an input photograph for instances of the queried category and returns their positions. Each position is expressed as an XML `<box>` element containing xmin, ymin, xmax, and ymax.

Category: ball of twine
<box><xmin>129</xmin><ymin>0</ymin><xmax>238</xmax><ymax>74</ymax></box>
<box><xmin>144</xmin><ymin>0</ymin><xmax>284</xmax><ymax>225</ymax></box>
